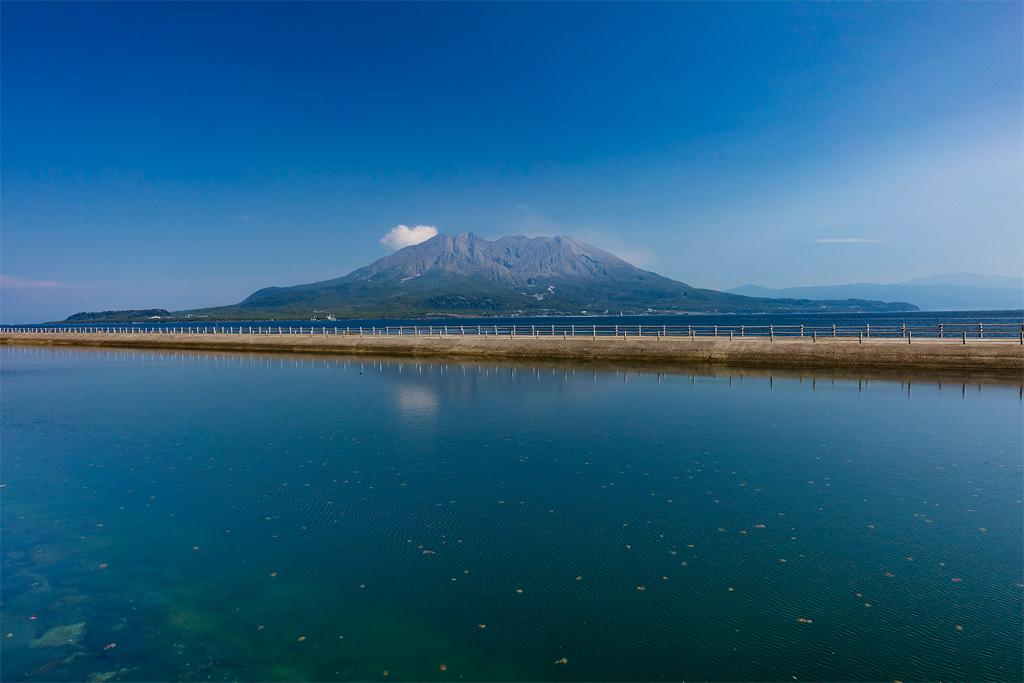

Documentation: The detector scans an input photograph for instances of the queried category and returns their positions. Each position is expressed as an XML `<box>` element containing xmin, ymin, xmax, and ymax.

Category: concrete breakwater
<box><xmin>2</xmin><ymin>331</ymin><xmax>1022</xmax><ymax>375</ymax></box>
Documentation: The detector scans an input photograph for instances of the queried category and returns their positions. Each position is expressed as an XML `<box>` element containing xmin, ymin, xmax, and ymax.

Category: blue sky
<box><xmin>2</xmin><ymin>2</ymin><xmax>1021</xmax><ymax>322</ymax></box>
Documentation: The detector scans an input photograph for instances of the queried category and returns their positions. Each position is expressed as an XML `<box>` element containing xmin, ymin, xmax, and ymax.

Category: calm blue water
<box><xmin>1</xmin><ymin>346</ymin><xmax>1021</xmax><ymax>682</ymax></box>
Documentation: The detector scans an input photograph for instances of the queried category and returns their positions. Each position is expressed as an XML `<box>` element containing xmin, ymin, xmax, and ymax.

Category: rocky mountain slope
<box><xmin>66</xmin><ymin>234</ymin><xmax>918</xmax><ymax>320</ymax></box>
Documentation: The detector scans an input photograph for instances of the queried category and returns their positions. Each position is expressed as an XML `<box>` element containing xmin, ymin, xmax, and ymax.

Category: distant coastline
<box><xmin>36</xmin><ymin>307</ymin><xmax>1024</xmax><ymax>326</ymax></box>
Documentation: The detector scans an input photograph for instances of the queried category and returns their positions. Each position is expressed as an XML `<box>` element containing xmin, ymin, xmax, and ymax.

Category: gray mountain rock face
<box><xmin>64</xmin><ymin>234</ymin><xmax>918</xmax><ymax>321</ymax></box>
<box><xmin>226</xmin><ymin>233</ymin><xmax>914</xmax><ymax>316</ymax></box>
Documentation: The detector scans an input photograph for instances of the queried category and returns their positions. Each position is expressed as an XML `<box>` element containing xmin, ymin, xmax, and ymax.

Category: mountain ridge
<box><xmin>64</xmin><ymin>234</ymin><xmax>919</xmax><ymax>321</ymax></box>
<box><xmin>729</xmin><ymin>275</ymin><xmax>1023</xmax><ymax>312</ymax></box>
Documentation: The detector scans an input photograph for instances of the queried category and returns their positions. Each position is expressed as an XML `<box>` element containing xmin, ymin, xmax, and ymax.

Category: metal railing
<box><xmin>3</xmin><ymin>322</ymin><xmax>1023</xmax><ymax>343</ymax></box>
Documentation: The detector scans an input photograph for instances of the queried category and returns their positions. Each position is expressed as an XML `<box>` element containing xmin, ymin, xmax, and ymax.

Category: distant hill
<box><xmin>65</xmin><ymin>234</ymin><xmax>917</xmax><ymax>321</ymax></box>
<box><xmin>65</xmin><ymin>309</ymin><xmax>172</xmax><ymax>322</ymax></box>
<box><xmin>730</xmin><ymin>273</ymin><xmax>1023</xmax><ymax>312</ymax></box>
<box><xmin>900</xmin><ymin>273</ymin><xmax>1024</xmax><ymax>289</ymax></box>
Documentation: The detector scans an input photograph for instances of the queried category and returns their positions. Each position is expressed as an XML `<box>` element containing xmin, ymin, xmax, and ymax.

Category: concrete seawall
<box><xmin>3</xmin><ymin>332</ymin><xmax>1022</xmax><ymax>376</ymax></box>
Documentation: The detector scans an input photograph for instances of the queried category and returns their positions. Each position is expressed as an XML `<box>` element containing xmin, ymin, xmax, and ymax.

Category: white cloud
<box><xmin>380</xmin><ymin>224</ymin><xmax>438</xmax><ymax>250</ymax></box>
<box><xmin>0</xmin><ymin>274</ymin><xmax>67</xmax><ymax>289</ymax></box>
<box><xmin>813</xmin><ymin>238</ymin><xmax>883</xmax><ymax>244</ymax></box>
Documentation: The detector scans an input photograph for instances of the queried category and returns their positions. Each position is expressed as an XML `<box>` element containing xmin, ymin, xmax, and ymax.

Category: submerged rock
<box><xmin>87</xmin><ymin>667</ymin><xmax>134</xmax><ymax>683</ymax></box>
<box><xmin>28</xmin><ymin>622</ymin><xmax>86</xmax><ymax>648</ymax></box>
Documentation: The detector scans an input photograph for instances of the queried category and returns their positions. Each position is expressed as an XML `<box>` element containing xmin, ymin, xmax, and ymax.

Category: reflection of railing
<box><xmin>4</xmin><ymin>322</ymin><xmax>1024</xmax><ymax>342</ymax></box>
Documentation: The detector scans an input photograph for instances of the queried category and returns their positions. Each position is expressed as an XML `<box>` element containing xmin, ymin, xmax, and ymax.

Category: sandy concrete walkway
<box><xmin>3</xmin><ymin>331</ymin><xmax>1022</xmax><ymax>375</ymax></box>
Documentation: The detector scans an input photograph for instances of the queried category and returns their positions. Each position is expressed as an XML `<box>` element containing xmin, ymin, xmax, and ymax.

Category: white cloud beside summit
<box><xmin>380</xmin><ymin>224</ymin><xmax>438</xmax><ymax>250</ymax></box>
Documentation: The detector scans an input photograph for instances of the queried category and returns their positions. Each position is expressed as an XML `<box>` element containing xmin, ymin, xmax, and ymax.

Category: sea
<box><xmin>0</xmin><ymin>326</ymin><xmax>1022</xmax><ymax>681</ymax></box>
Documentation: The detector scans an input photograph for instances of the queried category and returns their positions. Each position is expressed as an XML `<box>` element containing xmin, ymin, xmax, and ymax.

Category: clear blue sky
<box><xmin>2</xmin><ymin>2</ymin><xmax>1021</xmax><ymax>322</ymax></box>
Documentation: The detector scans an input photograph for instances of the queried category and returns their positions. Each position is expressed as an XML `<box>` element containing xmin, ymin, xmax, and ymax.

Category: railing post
<box><xmin>729</xmin><ymin>330</ymin><xmax>734</xmax><ymax>341</ymax></box>
<box><xmin>740</xmin><ymin>325</ymin><xmax>744</xmax><ymax>337</ymax></box>
<box><xmin>866</xmin><ymin>323</ymin><xmax>870</xmax><ymax>338</ymax></box>
<box><xmin>592</xmin><ymin>325</ymin><xmax>596</xmax><ymax>339</ymax></box>
<box><xmin>714</xmin><ymin>325</ymin><xmax>718</xmax><ymax>338</ymax></box>
<box><xmin>979</xmin><ymin>323</ymin><xmax>984</xmax><ymax>339</ymax></box>
<box><xmin>812</xmin><ymin>330</ymin><xmax>816</xmax><ymax>343</ymax></box>
<box><xmin>858</xmin><ymin>332</ymin><xmax>863</xmax><ymax>343</ymax></box>
<box><xmin>832</xmin><ymin>324</ymin><xmax>836</xmax><ymax>338</ymax></box>
<box><xmin>939</xmin><ymin>323</ymin><xmax>944</xmax><ymax>339</ymax></box>
<box><xmin>962</xmin><ymin>331</ymin><xmax>967</xmax><ymax>345</ymax></box>
<box><xmin>908</xmin><ymin>330</ymin><xmax>912</xmax><ymax>344</ymax></box>
<box><xmin>769</xmin><ymin>325</ymin><xmax>774</xmax><ymax>342</ymax></box>
<box><xmin>800</xmin><ymin>325</ymin><xmax>804</xmax><ymax>338</ymax></box>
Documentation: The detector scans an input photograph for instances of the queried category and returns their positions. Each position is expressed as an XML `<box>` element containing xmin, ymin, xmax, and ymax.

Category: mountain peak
<box><xmin>210</xmin><ymin>232</ymin><xmax>919</xmax><ymax>318</ymax></box>
<box><xmin>357</xmin><ymin>232</ymin><xmax>626</xmax><ymax>285</ymax></box>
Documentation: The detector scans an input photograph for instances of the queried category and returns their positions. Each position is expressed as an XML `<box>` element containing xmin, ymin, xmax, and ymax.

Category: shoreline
<box><xmin>3</xmin><ymin>331</ymin><xmax>1022</xmax><ymax>377</ymax></box>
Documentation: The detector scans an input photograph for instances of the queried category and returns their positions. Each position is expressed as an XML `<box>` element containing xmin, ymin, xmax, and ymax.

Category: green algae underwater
<box><xmin>1</xmin><ymin>346</ymin><xmax>1021</xmax><ymax>682</ymax></box>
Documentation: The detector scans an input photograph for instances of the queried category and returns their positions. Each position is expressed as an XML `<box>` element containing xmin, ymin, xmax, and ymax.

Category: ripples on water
<box><xmin>1</xmin><ymin>347</ymin><xmax>1021</xmax><ymax>682</ymax></box>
